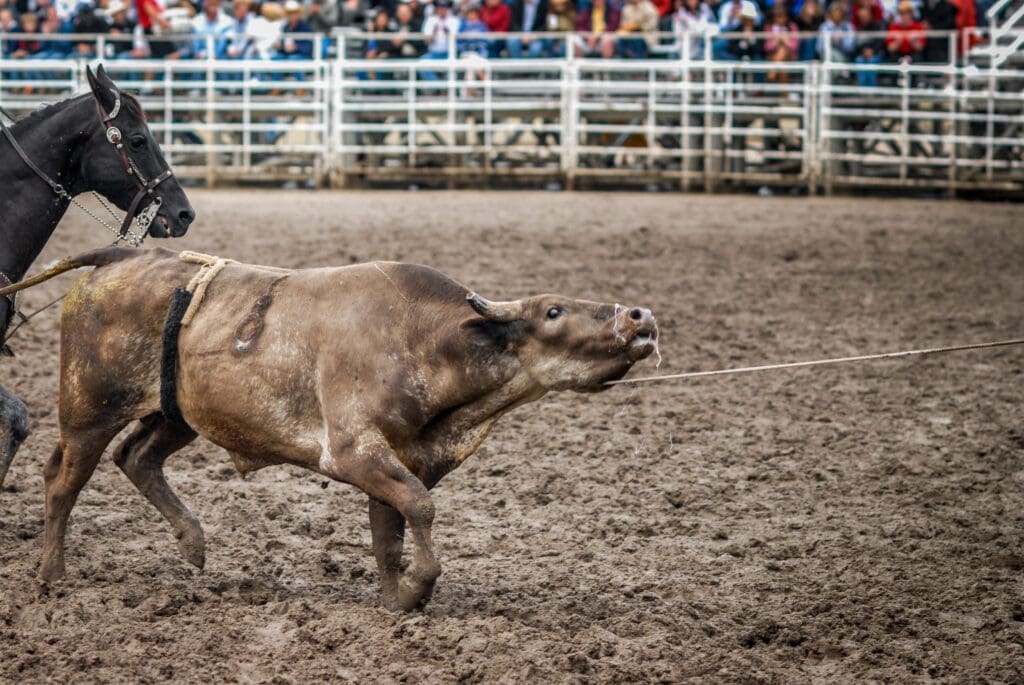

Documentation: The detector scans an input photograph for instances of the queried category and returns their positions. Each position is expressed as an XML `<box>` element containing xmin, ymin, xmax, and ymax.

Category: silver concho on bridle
<box><xmin>105</xmin><ymin>126</ymin><xmax>122</xmax><ymax>146</ymax></box>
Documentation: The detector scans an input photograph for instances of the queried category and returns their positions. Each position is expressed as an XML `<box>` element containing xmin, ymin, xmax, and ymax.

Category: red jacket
<box><xmin>480</xmin><ymin>2</ymin><xmax>511</xmax><ymax>32</ymax></box>
<box><xmin>886</xmin><ymin>19</ymin><xmax>925</xmax><ymax>55</ymax></box>
<box><xmin>652</xmin><ymin>0</ymin><xmax>672</xmax><ymax>16</ymax></box>
<box><xmin>950</xmin><ymin>0</ymin><xmax>979</xmax><ymax>51</ymax></box>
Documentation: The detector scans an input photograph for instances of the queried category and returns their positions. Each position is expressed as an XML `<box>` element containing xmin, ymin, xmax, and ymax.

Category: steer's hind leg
<box><xmin>369</xmin><ymin>498</ymin><xmax>407</xmax><ymax>609</ymax></box>
<box><xmin>40</xmin><ymin>423</ymin><xmax>126</xmax><ymax>583</ymax></box>
<box><xmin>113</xmin><ymin>415</ymin><xmax>203</xmax><ymax>569</ymax></box>
<box><xmin>324</xmin><ymin>432</ymin><xmax>439</xmax><ymax>612</ymax></box>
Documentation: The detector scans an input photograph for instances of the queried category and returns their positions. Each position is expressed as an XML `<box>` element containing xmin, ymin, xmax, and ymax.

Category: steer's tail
<box><xmin>0</xmin><ymin>246</ymin><xmax>138</xmax><ymax>298</ymax></box>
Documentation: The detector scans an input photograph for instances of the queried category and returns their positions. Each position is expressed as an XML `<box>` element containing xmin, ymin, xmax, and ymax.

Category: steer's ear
<box><xmin>461</xmin><ymin>317</ymin><xmax>528</xmax><ymax>349</ymax></box>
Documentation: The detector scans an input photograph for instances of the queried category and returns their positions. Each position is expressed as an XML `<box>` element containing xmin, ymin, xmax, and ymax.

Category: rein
<box><xmin>0</xmin><ymin>88</ymin><xmax>173</xmax><ymax>248</ymax></box>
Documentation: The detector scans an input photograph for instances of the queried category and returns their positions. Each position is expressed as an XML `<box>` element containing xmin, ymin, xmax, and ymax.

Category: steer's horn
<box><xmin>466</xmin><ymin>292</ymin><xmax>525</xmax><ymax>322</ymax></box>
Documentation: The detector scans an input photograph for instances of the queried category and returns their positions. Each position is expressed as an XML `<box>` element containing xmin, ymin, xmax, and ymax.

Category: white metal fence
<box><xmin>1</xmin><ymin>30</ymin><xmax>1021</xmax><ymax>194</ymax></box>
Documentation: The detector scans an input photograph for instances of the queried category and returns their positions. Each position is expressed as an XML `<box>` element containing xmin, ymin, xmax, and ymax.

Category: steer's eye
<box><xmin>129</xmin><ymin>136</ymin><xmax>147</xmax><ymax>150</ymax></box>
<box><xmin>546</xmin><ymin>306</ymin><xmax>563</xmax><ymax>320</ymax></box>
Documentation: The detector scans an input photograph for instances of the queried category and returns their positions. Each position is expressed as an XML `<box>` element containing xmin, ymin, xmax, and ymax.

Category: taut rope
<box><xmin>605</xmin><ymin>338</ymin><xmax>1024</xmax><ymax>386</ymax></box>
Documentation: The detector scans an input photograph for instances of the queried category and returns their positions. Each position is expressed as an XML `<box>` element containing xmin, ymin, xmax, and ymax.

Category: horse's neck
<box><xmin>0</xmin><ymin>97</ymin><xmax>90</xmax><ymax>281</ymax></box>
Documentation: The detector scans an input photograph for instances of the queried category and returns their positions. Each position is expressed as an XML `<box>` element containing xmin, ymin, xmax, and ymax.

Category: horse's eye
<box><xmin>129</xmin><ymin>136</ymin><xmax>147</xmax><ymax>150</ymax></box>
<box><xmin>546</xmin><ymin>306</ymin><xmax>563</xmax><ymax>320</ymax></box>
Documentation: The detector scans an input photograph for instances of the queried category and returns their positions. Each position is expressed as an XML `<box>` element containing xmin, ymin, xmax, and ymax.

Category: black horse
<box><xmin>0</xmin><ymin>65</ymin><xmax>195</xmax><ymax>487</ymax></box>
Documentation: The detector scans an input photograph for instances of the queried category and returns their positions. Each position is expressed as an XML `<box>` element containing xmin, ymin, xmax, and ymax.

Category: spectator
<box><xmin>480</xmin><ymin>0</ymin><xmax>510</xmax><ymax>34</ymax></box>
<box><xmin>574</xmin><ymin>0</ymin><xmax>619</xmax><ymax>57</ymax></box>
<box><xmin>406</xmin><ymin>0</ymin><xmax>426</xmax><ymax>24</ymax></box>
<box><xmin>763</xmin><ymin>3</ymin><xmax>798</xmax><ymax>81</ymax></box>
<box><xmin>546</xmin><ymin>0</ymin><xmax>575</xmax><ymax>30</ymax></box>
<box><xmin>390</xmin><ymin>0</ymin><xmax>424</xmax><ymax>55</ymax></box>
<box><xmin>276</xmin><ymin>0</ymin><xmax>315</xmax><ymax>58</ymax></box>
<box><xmin>920</xmin><ymin>0</ymin><xmax>956</xmax><ymax>63</ymax></box>
<box><xmin>252</xmin><ymin>1</ymin><xmax>286</xmax><ymax>58</ymax></box>
<box><xmin>104</xmin><ymin>0</ymin><xmax>135</xmax><ymax>33</ymax></box>
<box><xmin>134</xmin><ymin>0</ymin><xmax>178</xmax><ymax>57</ymax></box>
<box><xmin>55</xmin><ymin>0</ymin><xmax>79</xmax><ymax>21</ymax></box>
<box><xmin>10</xmin><ymin>11</ymin><xmax>44</xmax><ymax>58</ymax></box>
<box><xmin>853</xmin><ymin>2</ymin><xmax>884</xmax><ymax>84</ymax></box>
<box><xmin>764</xmin><ymin>3</ymin><xmax>799</xmax><ymax>57</ymax></box>
<box><xmin>458</xmin><ymin>1</ymin><xmax>488</xmax><ymax>55</ymax></box>
<box><xmin>365</xmin><ymin>6</ymin><xmax>397</xmax><ymax>60</ymax></box>
<box><xmin>618</xmin><ymin>0</ymin><xmax>658</xmax><ymax>57</ymax></box>
<box><xmin>949</xmin><ymin>0</ymin><xmax>976</xmax><ymax>55</ymax></box>
<box><xmin>421</xmin><ymin>0</ymin><xmax>458</xmax><ymax>57</ymax></box>
<box><xmin>725</xmin><ymin>0</ymin><xmax>762</xmax><ymax>58</ymax></box>
<box><xmin>191</xmin><ymin>0</ymin><xmax>232</xmax><ymax>59</ymax></box>
<box><xmin>794</xmin><ymin>0</ymin><xmax>822</xmax><ymax>59</ymax></box>
<box><xmin>306</xmin><ymin>0</ymin><xmax>335</xmax><ymax>32</ymax></box>
<box><xmin>40</xmin><ymin>2</ymin><xmax>73</xmax><ymax>57</ymax></box>
<box><xmin>507</xmin><ymin>0</ymin><xmax>548</xmax><ymax>57</ymax></box>
<box><xmin>672</xmin><ymin>0</ymin><xmax>718</xmax><ymax>58</ymax></box>
<box><xmin>335</xmin><ymin>0</ymin><xmax>367</xmax><ymax>27</ymax></box>
<box><xmin>719</xmin><ymin>0</ymin><xmax>760</xmax><ymax>30</ymax></box>
<box><xmin>545</xmin><ymin>0</ymin><xmax>575</xmax><ymax>56</ymax></box>
<box><xmin>850</xmin><ymin>0</ymin><xmax>883</xmax><ymax>27</ymax></box>
<box><xmin>71</xmin><ymin>2</ymin><xmax>109</xmax><ymax>57</ymax></box>
<box><xmin>0</xmin><ymin>7</ymin><xmax>17</xmax><ymax>59</ymax></box>
<box><xmin>817</xmin><ymin>0</ymin><xmax>854</xmax><ymax>59</ymax></box>
<box><xmin>885</xmin><ymin>0</ymin><xmax>923</xmax><ymax>61</ymax></box>
<box><xmin>226</xmin><ymin>0</ymin><xmax>257</xmax><ymax>58</ymax></box>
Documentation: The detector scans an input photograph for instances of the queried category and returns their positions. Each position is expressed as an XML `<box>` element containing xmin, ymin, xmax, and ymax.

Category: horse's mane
<box><xmin>7</xmin><ymin>90</ymin><xmax>146</xmax><ymax>133</ymax></box>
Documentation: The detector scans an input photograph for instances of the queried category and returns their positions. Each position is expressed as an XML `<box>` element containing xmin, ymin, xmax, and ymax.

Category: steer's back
<box><xmin>60</xmin><ymin>249</ymin><xmax>200</xmax><ymax>430</ymax></box>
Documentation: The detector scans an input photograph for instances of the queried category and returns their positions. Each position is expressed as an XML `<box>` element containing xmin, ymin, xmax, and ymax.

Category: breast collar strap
<box><xmin>95</xmin><ymin>89</ymin><xmax>174</xmax><ymax>239</ymax></box>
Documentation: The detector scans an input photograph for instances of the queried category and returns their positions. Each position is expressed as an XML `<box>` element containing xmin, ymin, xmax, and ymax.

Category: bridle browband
<box><xmin>0</xmin><ymin>87</ymin><xmax>174</xmax><ymax>246</ymax></box>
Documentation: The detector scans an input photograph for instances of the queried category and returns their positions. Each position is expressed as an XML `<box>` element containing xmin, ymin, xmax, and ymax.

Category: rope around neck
<box><xmin>605</xmin><ymin>338</ymin><xmax>1024</xmax><ymax>386</ymax></box>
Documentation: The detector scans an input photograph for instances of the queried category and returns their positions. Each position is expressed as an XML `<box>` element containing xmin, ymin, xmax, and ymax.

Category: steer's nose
<box><xmin>629</xmin><ymin>307</ymin><xmax>656</xmax><ymax>333</ymax></box>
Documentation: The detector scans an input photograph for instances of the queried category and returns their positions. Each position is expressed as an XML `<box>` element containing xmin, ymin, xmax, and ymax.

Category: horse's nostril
<box><xmin>629</xmin><ymin>308</ymin><xmax>643</xmax><ymax>321</ymax></box>
<box><xmin>179</xmin><ymin>209</ymin><xmax>196</xmax><ymax>226</ymax></box>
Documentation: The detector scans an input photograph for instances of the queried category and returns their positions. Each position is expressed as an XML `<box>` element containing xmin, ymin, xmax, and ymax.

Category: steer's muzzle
<box><xmin>617</xmin><ymin>306</ymin><xmax>658</xmax><ymax>361</ymax></box>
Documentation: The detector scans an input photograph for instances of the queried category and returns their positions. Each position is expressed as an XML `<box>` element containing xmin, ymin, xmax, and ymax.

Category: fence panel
<box><xmin>0</xmin><ymin>32</ymin><xmax>1021</xmax><ymax>194</ymax></box>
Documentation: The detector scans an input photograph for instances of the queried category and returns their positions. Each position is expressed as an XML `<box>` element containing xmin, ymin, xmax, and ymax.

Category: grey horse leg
<box><xmin>0</xmin><ymin>383</ymin><xmax>29</xmax><ymax>488</ymax></box>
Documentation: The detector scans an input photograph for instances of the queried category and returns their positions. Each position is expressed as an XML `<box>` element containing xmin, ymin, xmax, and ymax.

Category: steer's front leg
<box><xmin>368</xmin><ymin>498</ymin><xmax>406</xmax><ymax>609</ymax></box>
<box><xmin>322</xmin><ymin>430</ymin><xmax>440</xmax><ymax>611</ymax></box>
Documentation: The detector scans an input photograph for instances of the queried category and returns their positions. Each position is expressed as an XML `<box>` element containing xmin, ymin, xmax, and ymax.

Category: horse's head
<box><xmin>81</xmin><ymin>65</ymin><xmax>195</xmax><ymax>239</ymax></box>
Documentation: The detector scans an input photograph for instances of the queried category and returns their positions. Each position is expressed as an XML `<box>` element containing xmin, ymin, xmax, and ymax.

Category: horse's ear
<box><xmin>86</xmin><ymin>64</ymin><xmax>118</xmax><ymax>113</ymax></box>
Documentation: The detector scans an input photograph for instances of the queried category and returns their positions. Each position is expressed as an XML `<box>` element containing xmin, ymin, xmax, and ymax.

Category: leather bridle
<box><xmin>0</xmin><ymin>87</ymin><xmax>174</xmax><ymax>245</ymax></box>
<box><xmin>94</xmin><ymin>91</ymin><xmax>174</xmax><ymax>240</ymax></box>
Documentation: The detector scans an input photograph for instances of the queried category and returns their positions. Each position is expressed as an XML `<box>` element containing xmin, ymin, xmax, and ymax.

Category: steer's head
<box><xmin>466</xmin><ymin>292</ymin><xmax>658</xmax><ymax>392</ymax></box>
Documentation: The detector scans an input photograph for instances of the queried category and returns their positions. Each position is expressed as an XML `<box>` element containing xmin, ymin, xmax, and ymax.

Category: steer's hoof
<box><xmin>176</xmin><ymin>526</ymin><xmax>206</xmax><ymax>570</ymax></box>
<box><xmin>396</xmin><ymin>579</ymin><xmax>434</xmax><ymax>612</ymax></box>
<box><xmin>38</xmin><ymin>556</ymin><xmax>66</xmax><ymax>585</ymax></box>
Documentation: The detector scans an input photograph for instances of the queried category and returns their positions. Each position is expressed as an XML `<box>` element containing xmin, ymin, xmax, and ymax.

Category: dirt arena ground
<box><xmin>1</xmin><ymin>191</ymin><xmax>1022</xmax><ymax>683</ymax></box>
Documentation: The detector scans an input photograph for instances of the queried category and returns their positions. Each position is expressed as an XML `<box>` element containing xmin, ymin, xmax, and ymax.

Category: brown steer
<box><xmin>11</xmin><ymin>247</ymin><xmax>657</xmax><ymax>610</ymax></box>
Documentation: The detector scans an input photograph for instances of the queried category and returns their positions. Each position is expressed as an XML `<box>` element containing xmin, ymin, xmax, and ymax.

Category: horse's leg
<box><xmin>0</xmin><ymin>383</ymin><xmax>29</xmax><ymax>488</ymax></box>
<box><xmin>113</xmin><ymin>415</ymin><xmax>203</xmax><ymax>569</ymax></box>
<box><xmin>39</xmin><ymin>422</ymin><xmax>126</xmax><ymax>583</ymax></box>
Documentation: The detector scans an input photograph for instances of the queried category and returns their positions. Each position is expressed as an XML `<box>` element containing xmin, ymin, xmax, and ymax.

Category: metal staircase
<box><xmin>969</xmin><ymin>0</ymin><xmax>1024</xmax><ymax>67</ymax></box>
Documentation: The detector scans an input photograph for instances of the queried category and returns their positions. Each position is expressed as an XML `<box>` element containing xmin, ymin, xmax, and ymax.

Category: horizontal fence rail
<box><xmin>1</xmin><ymin>30</ymin><xmax>1021</xmax><ymax>194</ymax></box>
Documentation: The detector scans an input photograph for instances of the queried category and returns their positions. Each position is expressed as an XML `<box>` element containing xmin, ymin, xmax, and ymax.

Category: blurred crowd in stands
<box><xmin>0</xmin><ymin>0</ymin><xmax>993</xmax><ymax>64</ymax></box>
